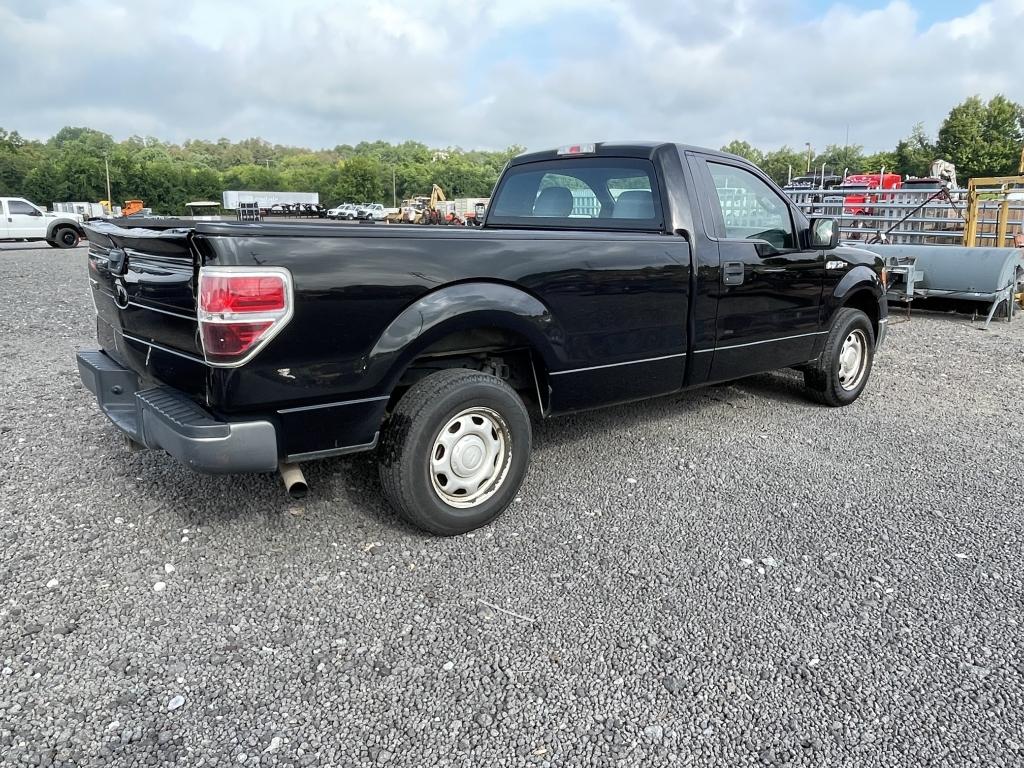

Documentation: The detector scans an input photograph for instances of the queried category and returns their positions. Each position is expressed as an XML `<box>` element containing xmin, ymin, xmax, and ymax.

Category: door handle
<box><xmin>722</xmin><ymin>261</ymin><xmax>744</xmax><ymax>286</ymax></box>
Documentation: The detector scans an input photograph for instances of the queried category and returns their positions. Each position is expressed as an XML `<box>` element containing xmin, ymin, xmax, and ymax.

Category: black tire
<box><xmin>803</xmin><ymin>308</ymin><xmax>875</xmax><ymax>407</ymax></box>
<box><xmin>378</xmin><ymin>369</ymin><xmax>532</xmax><ymax>536</ymax></box>
<box><xmin>51</xmin><ymin>227</ymin><xmax>80</xmax><ymax>249</ymax></box>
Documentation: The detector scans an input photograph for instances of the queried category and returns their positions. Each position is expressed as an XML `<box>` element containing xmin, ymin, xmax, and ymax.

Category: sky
<box><xmin>1</xmin><ymin>0</ymin><xmax>1021</xmax><ymax>153</ymax></box>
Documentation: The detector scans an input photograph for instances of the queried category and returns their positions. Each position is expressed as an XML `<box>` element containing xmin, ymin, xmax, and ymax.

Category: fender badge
<box><xmin>825</xmin><ymin>260</ymin><xmax>846</xmax><ymax>270</ymax></box>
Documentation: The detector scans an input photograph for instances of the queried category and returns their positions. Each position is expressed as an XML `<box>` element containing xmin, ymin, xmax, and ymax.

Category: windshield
<box><xmin>488</xmin><ymin>157</ymin><xmax>663</xmax><ymax>230</ymax></box>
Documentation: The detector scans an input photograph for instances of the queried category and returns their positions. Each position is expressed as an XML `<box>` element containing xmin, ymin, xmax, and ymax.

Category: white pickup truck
<box><xmin>357</xmin><ymin>203</ymin><xmax>389</xmax><ymax>221</ymax></box>
<box><xmin>0</xmin><ymin>197</ymin><xmax>85</xmax><ymax>248</ymax></box>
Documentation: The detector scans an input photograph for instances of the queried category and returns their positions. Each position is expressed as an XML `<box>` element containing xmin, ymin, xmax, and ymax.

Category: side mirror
<box><xmin>809</xmin><ymin>217</ymin><xmax>839</xmax><ymax>250</ymax></box>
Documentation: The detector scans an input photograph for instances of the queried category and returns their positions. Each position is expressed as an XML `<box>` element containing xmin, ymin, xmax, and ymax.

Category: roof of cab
<box><xmin>509</xmin><ymin>141</ymin><xmax>748</xmax><ymax>166</ymax></box>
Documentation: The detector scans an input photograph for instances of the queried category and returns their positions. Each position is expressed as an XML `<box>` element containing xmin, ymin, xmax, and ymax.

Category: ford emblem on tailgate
<box><xmin>113</xmin><ymin>280</ymin><xmax>130</xmax><ymax>309</ymax></box>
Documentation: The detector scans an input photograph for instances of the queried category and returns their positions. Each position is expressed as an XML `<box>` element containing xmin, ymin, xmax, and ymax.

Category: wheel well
<box><xmin>49</xmin><ymin>222</ymin><xmax>81</xmax><ymax>237</ymax></box>
<box><xmin>842</xmin><ymin>289</ymin><xmax>880</xmax><ymax>339</ymax></box>
<box><xmin>394</xmin><ymin>327</ymin><xmax>549</xmax><ymax>414</ymax></box>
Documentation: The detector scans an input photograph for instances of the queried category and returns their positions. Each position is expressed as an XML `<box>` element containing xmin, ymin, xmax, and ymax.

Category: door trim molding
<box><xmin>694</xmin><ymin>330</ymin><xmax>827</xmax><ymax>354</ymax></box>
<box><xmin>550</xmin><ymin>351</ymin><xmax>687</xmax><ymax>376</ymax></box>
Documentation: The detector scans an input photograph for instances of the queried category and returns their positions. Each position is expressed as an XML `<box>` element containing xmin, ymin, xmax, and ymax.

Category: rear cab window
<box><xmin>488</xmin><ymin>158</ymin><xmax>664</xmax><ymax>231</ymax></box>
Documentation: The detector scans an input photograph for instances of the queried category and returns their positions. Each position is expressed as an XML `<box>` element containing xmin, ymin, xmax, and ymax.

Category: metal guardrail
<box><xmin>785</xmin><ymin>187</ymin><xmax>1024</xmax><ymax>246</ymax></box>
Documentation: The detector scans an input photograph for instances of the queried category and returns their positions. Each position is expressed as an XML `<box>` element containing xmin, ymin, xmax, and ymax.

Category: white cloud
<box><xmin>0</xmin><ymin>0</ymin><xmax>1021</xmax><ymax>152</ymax></box>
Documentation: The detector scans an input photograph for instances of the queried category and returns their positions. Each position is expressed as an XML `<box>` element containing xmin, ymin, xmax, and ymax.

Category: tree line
<box><xmin>0</xmin><ymin>129</ymin><xmax>523</xmax><ymax>214</ymax></box>
<box><xmin>721</xmin><ymin>95</ymin><xmax>1023</xmax><ymax>184</ymax></box>
<box><xmin>1</xmin><ymin>95</ymin><xmax>1021</xmax><ymax>214</ymax></box>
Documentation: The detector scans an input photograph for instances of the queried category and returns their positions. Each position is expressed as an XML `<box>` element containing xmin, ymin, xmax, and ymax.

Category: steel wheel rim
<box><xmin>429</xmin><ymin>407</ymin><xmax>510</xmax><ymax>508</ymax></box>
<box><xmin>61</xmin><ymin>230</ymin><xmax>77</xmax><ymax>246</ymax></box>
<box><xmin>837</xmin><ymin>329</ymin><xmax>868</xmax><ymax>391</ymax></box>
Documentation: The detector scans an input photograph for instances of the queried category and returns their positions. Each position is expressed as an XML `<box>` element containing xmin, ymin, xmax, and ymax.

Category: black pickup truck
<box><xmin>78</xmin><ymin>142</ymin><xmax>887</xmax><ymax>534</ymax></box>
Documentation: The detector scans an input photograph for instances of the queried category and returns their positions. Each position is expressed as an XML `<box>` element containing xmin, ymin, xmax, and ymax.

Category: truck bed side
<box><xmin>85</xmin><ymin>222</ymin><xmax>692</xmax><ymax>460</ymax></box>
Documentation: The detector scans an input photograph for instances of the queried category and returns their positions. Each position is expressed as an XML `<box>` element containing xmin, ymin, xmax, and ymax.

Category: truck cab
<box><xmin>830</xmin><ymin>173</ymin><xmax>903</xmax><ymax>216</ymax></box>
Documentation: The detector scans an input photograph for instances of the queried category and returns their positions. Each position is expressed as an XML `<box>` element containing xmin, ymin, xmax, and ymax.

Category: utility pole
<box><xmin>392</xmin><ymin>167</ymin><xmax>397</xmax><ymax>207</ymax></box>
<box><xmin>104</xmin><ymin>156</ymin><xmax>112</xmax><ymax>211</ymax></box>
<box><xmin>805</xmin><ymin>142</ymin><xmax>812</xmax><ymax>172</ymax></box>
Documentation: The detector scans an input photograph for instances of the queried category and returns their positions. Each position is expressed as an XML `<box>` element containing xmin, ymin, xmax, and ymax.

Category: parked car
<box><xmin>0</xmin><ymin>197</ymin><xmax>84</xmax><ymax>247</ymax></box>
<box><xmin>77</xmin><ymin>141</ymin><xmax>887</xmax><ymax>535</ymax></box>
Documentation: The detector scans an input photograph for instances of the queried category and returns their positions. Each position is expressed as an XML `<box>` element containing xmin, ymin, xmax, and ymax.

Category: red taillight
<box><xmin>199</xmin><ymin>321</ymin><xmax>274</xmax><ymax>358</ymax></box>
<box><xmin>197</xmin><ymin>268</ymin><xmax>292</xmax><ymax>366</ymax></box>
<box><xmin>200</xmin><ymin>275</ymin><xmax>286</xmax><ymax>314</ymax></box>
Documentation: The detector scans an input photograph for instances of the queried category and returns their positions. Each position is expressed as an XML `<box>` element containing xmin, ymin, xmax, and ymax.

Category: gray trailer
<box><xmin>221</xmin><ymin>190</ymin><xmax>319</xmax><ymax>210</ymax></box>
<box><xmin>860</xmin><ymin>243</ymin><xmax>1024</xmax><ymax>328</ymax></box>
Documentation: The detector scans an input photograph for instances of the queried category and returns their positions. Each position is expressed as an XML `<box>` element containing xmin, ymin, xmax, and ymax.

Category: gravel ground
<box><xmin>1</xmin><ymin>246</ymin><xmax>1023</xmax><ymax>767</ymax></box>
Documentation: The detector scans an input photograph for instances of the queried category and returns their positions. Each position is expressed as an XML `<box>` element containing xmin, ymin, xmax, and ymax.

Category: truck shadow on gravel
<box><xmin>525</xmin><ymin>368</ymin><xmax>811</xmax><ymax>450</ymax></box>
<box><xmin>304</xmin><ymin>368</ymin><xmax>812</xmax><ymax>520</ymax></box>
<box><xmin>128</xmin><ymin>368</ymin><xmax>814</xmax><ymax>532</ymax></box>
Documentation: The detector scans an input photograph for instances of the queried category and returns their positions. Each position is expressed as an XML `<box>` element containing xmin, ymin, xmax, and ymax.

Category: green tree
<box><xmin>861</xmin><ymin>150</ymin><xmax>899</xmax><ymax>175</ymax></box>
<box><xmin>222</xmin><ymin>164</ymin><xmax>283</xmax><ymax>191</ymax></box>
<box><xmin>0</xmin><ymin>128</ymin><xmax>41</xmax><ymax>193</ymax></box>
<box><xmin>813</xmin><ymin>144</ymin><xmax>864</xmax><ymax>177</ymax></box>
<box><xmin>330</xmin><ymin>156</ymin><xmax>386</xmax><ymax>203</ymax></box>
<box><xmin>720</xmin><ymin>140</ymin><xmax>764</xmax><ymax>165</ymax></box>
<box><xmin>279</xmin><ymin>154</ymin><xmax>330</xmax><ymax>193</ymax></box>
<box><xmin>890</xmin><ymin>122</ymin><xmax>934</xmax><ymax>177</ymax></box>
<box><xmin>936</xmin><ymin>95</ymin><xmax>1024</xmax><ymax>179</ymax></box>
<box><xmin>760</xmin><ymin>146</ymin><xmax>809</xmax><ymax>186</ymax></box>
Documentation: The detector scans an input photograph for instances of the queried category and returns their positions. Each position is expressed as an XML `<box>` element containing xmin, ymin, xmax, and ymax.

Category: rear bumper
<box><xmin>76</xmin><ymin>349</ymin><xmax>279</xmax><ymax>474</ymax></box>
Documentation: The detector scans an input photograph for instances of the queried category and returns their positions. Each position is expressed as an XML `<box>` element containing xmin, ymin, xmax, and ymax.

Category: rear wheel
<box><xmin>378</xmin><ymin>369</ymin><xmax>531</xmax><ymax>535</ymax></box>
<box><xmin>50</xmin><ymin>227</ymin><xmax>80</xmax><ymax>249</ymax></box>
<box><xmin>803</xmin><ymin>307</ymin><xmax>875</xmax><ymax>406</ymax></box>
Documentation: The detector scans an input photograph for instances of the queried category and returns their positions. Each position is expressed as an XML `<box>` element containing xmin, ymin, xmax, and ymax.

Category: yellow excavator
<box><xmin>420</xmin><ymin>184</ymin><xmax>448</xmax><ymax>224</ymax></box>
<box><xmin>388</xmin><ymin>184</ymin><xmax>448</xmax><ymax>224</ymax></box>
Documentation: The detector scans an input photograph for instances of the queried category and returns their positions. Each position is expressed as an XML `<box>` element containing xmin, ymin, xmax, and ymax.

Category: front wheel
<box><xmin>50</xmin><ymin>227</ymin><xmax>80</xmax><ymax>249</ymax></box>
<box><xmin>378</xmin><ymin>369</ymin><xmax>532</xmax><ymax>535</ymax></box>
<box><xmin>803</xmin><ymin>307</ymin><xmax>875</xmax><ymax>406</ymax></box>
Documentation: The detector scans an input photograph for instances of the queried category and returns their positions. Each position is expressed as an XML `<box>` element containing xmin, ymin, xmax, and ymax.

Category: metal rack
<box><xmin>786</xmin><ymin>186</ymin><xmax>1024</xmax><ymax>247</ymax></box>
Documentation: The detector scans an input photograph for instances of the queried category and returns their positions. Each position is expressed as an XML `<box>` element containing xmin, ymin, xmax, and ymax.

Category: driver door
<box><xmin>6</xmin><ymin>198</ymin><xmax>45</xmax><ymax>238</ymax></box>
<box><xmin>691</xmin><ymin>155</ymin><xmax>826</xmax><ymax>381</ymax></box>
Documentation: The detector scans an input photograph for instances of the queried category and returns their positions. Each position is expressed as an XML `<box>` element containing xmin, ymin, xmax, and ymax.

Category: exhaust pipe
<box><xmin>279</xmin><ymin>462</ymin><xmax>308</xmax><ymax>500</ymax></box>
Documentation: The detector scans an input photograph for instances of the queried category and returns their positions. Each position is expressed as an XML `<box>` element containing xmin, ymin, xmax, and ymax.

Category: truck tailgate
<box><xmin>86</xmin><ymin>222</ymin><xmax>199</xmax><ymax>353</ymax></box>
<box><xmin>85</xmin><ymin>221</ymin><xmax>209</xmax><ymax>397</ymax></box>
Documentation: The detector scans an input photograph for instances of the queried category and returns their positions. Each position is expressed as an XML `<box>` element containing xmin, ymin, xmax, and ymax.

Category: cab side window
<box><xmin>707</xmin><ymin>163</ymin><xmax>795</xmax><ymax>249</ymax></box>
<box><xmin>8</xmin><ymin>200</ymin><xmax>41</xmax><ymax>216</ymax></box>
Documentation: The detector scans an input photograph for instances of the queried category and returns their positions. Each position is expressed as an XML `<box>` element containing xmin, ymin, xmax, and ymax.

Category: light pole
<box><xmin>104</xmin><ymin>155</ymin><xmax>112</xmax><ymax>212</ymax></box>
<box><xmin>392</xmin><ymin>167</ymin><xmax>397</xmax><ymax>208</ymax></box>
<box><xmin>805</xmin><ymin>142</ymin><xmax>812</xmax><ymax>173</ymax></box>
